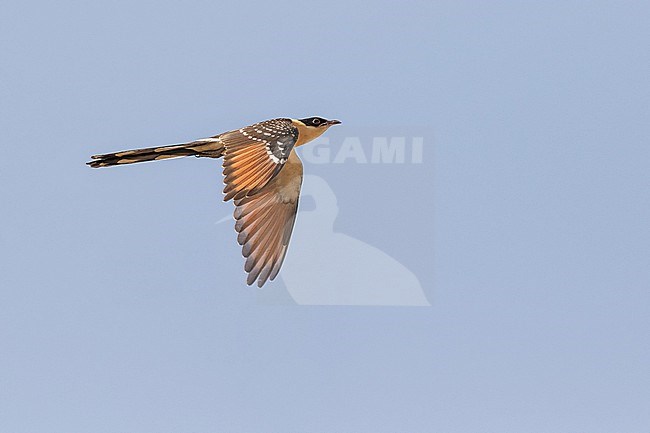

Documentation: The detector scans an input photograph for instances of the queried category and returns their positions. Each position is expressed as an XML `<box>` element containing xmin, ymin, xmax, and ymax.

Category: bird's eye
<box><xmin>312</xmin><ymin>118</ymin><xmax>321</xmax><ymax>125</ymax></box>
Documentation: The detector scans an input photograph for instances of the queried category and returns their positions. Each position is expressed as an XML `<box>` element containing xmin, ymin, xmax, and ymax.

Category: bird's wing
<box><xmin>232</xmin><ymin>151</ymin><xmax>303</xmax><ymax>287</ymax></box>
<box><xmin>220</xmin><ymin>119</ymin><xmax>298</xmax><ymax>201</ymax></box>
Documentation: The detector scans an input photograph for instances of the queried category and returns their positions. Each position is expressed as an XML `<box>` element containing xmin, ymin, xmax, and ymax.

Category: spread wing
<box><xmin>232</xmin><ymin>152</ymin><xmax>303</xmax><ymax>287</ymax></box>
<box><xmin>221</xmin><ymin>119</ymin><xmax>298</xmax><ymax>201</ymax></box>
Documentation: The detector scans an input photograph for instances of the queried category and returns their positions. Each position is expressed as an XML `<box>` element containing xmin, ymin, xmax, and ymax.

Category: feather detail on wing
<box><xmin>221</xmin><ymin>119</ymin><xmax>298</xmax><ymax>201</ymax></box>
<box><xmin>232</xmin><ymin>152</ymin><xmax>303</xmax><ymax>287</ymax></box>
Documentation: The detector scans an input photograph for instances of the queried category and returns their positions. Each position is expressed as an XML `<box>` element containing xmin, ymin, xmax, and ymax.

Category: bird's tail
<box><xmin>87</xmin><ymin>139</ymin><xmax>224</xmax><ymax>168</ymax></box>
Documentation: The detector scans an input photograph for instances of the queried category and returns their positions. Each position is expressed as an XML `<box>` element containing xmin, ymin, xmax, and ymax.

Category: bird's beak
<box><xmin>326</xmin><ymin>119</ymin><xmax>341</xmax><ymax>126</ymax></box>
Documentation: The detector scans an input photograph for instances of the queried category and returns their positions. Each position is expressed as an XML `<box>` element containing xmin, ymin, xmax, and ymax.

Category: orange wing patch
<box><xmin>232</xmin><ymin>153</ymin><xmax>303</xmax><ymax>287</ymax></box>
<box><xmin>221</xmin><ymin>120</ymin><xmax>298</xmax><ymax>201</ymax></box>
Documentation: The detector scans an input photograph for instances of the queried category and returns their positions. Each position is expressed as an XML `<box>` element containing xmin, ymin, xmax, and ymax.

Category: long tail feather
<box><xmin>87</xmin><ymin>139</ymin><xmax>224</xmax><ymax>168</ymax></box>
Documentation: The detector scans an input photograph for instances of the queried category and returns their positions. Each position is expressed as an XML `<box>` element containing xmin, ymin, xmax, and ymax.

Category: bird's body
<box><xmin>88</xmin><ymin>116</ymin><xmax>340</xmax><ymax>287</ymax></box>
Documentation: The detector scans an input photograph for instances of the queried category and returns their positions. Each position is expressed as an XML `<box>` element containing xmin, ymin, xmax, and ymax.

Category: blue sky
<box><xmin>1</xmin><ymin>1</ymin><xmax>649</xmax><ymax>432</ymax></box>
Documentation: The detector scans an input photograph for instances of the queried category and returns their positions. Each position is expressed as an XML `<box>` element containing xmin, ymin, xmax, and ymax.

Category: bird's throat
<box><xmin>292</xmin><ymin>119</ymin><xmax>328</xmax><ymax>146</ymax></box>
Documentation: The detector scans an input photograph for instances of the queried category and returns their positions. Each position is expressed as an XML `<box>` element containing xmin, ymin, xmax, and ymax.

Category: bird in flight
<box><xmin>88</xmin><ymin>116</ymin><xmax>341</xmax><ymax>287</ymax></box>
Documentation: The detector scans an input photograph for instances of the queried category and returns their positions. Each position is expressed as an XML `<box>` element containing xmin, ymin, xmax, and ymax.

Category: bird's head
<box><xmin>298</xmin><ymin>116</ymin><xmax>342</xmax><ymax>129</ymax></box>
<box><xmin>292</xmin><ymin>116</ymin><xmax>341</xmax><ymax>146</ymax></box>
